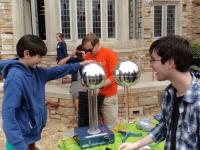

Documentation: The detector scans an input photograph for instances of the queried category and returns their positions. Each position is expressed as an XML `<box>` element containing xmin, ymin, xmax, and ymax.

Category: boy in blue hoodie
<box><xmin>1</xmin><ymin>34</ymin><xmax>92</xmax><ymax>150</ymax></box>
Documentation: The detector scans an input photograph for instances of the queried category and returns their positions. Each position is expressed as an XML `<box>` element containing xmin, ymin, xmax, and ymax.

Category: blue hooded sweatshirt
<box><xmin>1</xmin><ymin>59</ymin><xmax>81</xmax><ymax>150</ymax></box>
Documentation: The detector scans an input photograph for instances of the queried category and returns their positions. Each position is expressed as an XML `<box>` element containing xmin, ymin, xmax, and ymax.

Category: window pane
<box><xmin>77</xmin><ymin>0</ymin><xmax>86</xmax><ymax>39</ymax></box>
<box><xmin>61</xmin><ymin>0</ymin><xmax>71</xmax><ymax>39</ymax></box>
<box><xmin>129</xmin><ymin>0</ymin><xmax>142</xmax><ymax>39</ymax></box>
<box><xmin>107</xmin><ymin>0</ymin><xmax>115</xmax><ymax>38</ymax></box>
<box><xmin>92</xmin><ymin>0</ymin><xmax>101</xmax><ymax>38</ymax></box>
<box><xmin>154</xmin><ymin>6</ymin><xmax>162</xmax><ymax>37</ymax></box>
<box><xmin>167</xmin><ymin>5</ymin><xmax>175</xmax><ymax>35</ymax></box>
<box><xmin>135</xmin><ymin>0</ymin><xmax>142</xmax><ymax>38</ymax></box>
<box><xmin>129</xmin><ymin>0</ymin><xmax>134</xmax><ymax>39</ymax></box>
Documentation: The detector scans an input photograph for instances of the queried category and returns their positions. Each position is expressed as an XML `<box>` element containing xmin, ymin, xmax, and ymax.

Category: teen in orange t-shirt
<box><xmin>82</xmin><ymin>32</ymin><xmax>118</xmax><ymax>125</ymax></box>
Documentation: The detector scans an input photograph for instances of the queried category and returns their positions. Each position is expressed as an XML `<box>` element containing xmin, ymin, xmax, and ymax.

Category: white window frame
<box><xmin>129</xmin><ymin>0</ymin><xmax>143</xmax><ymax>39</ymax></box>
<box><xmin>105</xmin><ymin>0</ymin><xmax>117</xmax><ymax>40</ymax></box>
<box><xmin>31</xmin><ymin>0</ymin><xmax>39</xmax><ymax>36</ymax></box>
<box><xmin>75</xmin><ymin>0</ymin><xmax>88</xmax><ymax>40</ymax></box>
<box><xmin>90</xmin><ymin>0</ymin><xmax>103</xmax><ymax>39</ymax></box>
<box><xmin>59</xmin><ymin>0</ymin><xmax>73</xmax><ymax>40</ymax></box>
<box><xmin>59</xmin><ymin>0</ymin><xmax>118</xmax><ymax>41</ymax></box>
<box><xmin>153</xmin><ymin>2</ymin><xmax>177</xmax><ymax>38</ymax></box>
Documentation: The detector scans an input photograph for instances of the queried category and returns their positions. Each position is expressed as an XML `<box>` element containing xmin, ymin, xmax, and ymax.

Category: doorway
<box><xmin>29</xmin><ymin>0</ymin><xmax>46</xmax><ymax>40</ymax></box>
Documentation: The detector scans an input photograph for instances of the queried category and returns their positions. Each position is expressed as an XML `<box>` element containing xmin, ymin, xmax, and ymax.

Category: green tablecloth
<box><xmin>58</xmin><ymin>121</ymin><xmax>164</xmax><ymax>150</ymax></box>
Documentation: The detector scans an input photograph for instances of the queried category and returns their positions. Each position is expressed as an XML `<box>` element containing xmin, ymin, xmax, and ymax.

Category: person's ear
<box><xmin>23</xmin><ymin>50</ymin><xmax>30</xmax><ymax>57</ymax></box>
<box><xmin>168</xmin><ymin>58</ymin><xmax>176</xmax><ymax>69</ymax></box>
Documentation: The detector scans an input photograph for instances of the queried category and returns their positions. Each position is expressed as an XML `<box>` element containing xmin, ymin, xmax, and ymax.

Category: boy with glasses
<box><xmin>119</xmin><ymin>35</ymin><xmax>200</xmax><ymax>150</ymax></box>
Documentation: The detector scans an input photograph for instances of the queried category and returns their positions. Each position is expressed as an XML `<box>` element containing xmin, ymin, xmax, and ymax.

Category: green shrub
<box><xmin>191</xmin><ymin>65</ymin><xmax>200</xmax><ymax>71</ymax></box>
<box><xmin>191</xmin><ymin>40</ymin><xmax>200</xmax><ymax>69</ymax></box>
<box><xmin>192</xmin><ymin>40</ymin><xmax>200</xmax><ymax>58</ymax></box>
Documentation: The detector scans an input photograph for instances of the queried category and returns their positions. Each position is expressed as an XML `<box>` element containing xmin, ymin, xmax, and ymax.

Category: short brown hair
<box><xmin>81</xmin><ymin>32</ymin><xmax>99</xmax><ymax>47</ymax></box>
<box><xmin>16</xmin><ymin>34</ymin><xmax>47</xmax><ymax>58</ymax></box>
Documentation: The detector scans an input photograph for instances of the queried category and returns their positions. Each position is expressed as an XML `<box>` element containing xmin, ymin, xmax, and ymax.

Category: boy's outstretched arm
<box><xmin>119</xmin><ymin>135</ymin><xmax>153</xmax><ymax>150</ymax></box>
<box><xmin>79</xmin><ymin>60</ymin><xmax>94</xmax><ymax>66</ymax></box>
<box><xmin>43</xmin><ymin>60</ymin><xmax>93</xmax><ymax>81</ymax></box>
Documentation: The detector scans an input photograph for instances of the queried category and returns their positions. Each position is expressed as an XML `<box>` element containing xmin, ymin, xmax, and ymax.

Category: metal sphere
<box><xmin>81</xmin><ymin>62</ymin><xmax>105</xmax><ymax>89</ymax></box>
<box><xmin>114</xmin><ymin>61</ymin><xmax>140</xmax><ymax>87</ymax></box>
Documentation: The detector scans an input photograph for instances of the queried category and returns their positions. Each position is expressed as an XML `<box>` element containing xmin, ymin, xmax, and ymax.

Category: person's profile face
<box><xmin>28</xmin><ymin>55</ymin><xmax>42</xmax><ymax>68</ymax></box>
<box><xmin>150</xmin><ymin>51</ymin><xmax>169</xmax><ymax>81</ymax></box>
<box><xmin>83</xmin><ymin>41</ymin><xmax>99</xmax><ymax>56</ymax></box>
<box><xmin>56</xmin><ymin>35</ymin><xmax>61</xmax><ymax>42</ymax></box>
<box><xmin>23</xmin><ymin>50</ymin><xmax>42</xmax><ymax>68</ymax></box>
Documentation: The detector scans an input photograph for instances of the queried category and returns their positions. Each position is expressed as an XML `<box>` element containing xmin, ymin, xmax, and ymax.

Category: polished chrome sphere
<box><xmin>81</xmin><ymin>62</ymin><xmax>105</xmax><ymax>89</ymax></box>
<box><xmin>114</xmin><ymin>61</ymin><xmax>140</xmax><ymax>87</ymax></box>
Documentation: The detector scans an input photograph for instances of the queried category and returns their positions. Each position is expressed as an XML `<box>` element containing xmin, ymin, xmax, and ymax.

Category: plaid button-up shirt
<box><xmin>149</xmin><ymin>74</ymin><xmax>200</xmax><ymax>150</ymax></box>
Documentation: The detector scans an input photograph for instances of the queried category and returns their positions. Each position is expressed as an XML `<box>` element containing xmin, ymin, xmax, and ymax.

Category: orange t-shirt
<box><xmin>84</xmin><ymin>47</ymin><xmax>118</xmax><ymax>97</ymax></box>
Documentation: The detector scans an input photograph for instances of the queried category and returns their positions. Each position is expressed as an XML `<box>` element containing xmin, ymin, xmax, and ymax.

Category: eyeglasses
<box><xmin>83</xmin><ymin>47</ymin><xmax>94</xmax><ymax>53</ymax></box>
<box><xmin>149</xmin><ymin>59</ymin><xmax>161</xmax><ymax>63</ymax></box>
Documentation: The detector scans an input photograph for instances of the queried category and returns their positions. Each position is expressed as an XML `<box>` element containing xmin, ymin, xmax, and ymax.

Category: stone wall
<box><xmin>0</xmin><ymin>81</ymin><xmax>168</xmax><ymax>128</ymax></box>
<box><xmin>44</xmin><ymin>81</ymin><xmax>169</xmax><ymax>128</ymax></box>
<box><xmin>192</xmin><ymin>0</ymin><xmax>200</xmax><ymax>40</ymax></box>
<box><xmin>43</xmin><ymin>47</ymin><xmax>152</xmax><ymax>85</ymax></box>
<box><xmin>1</xmin><ymin>0</ymin><xmax>200</xmax><ymax>54</ymax></box>
<box><xmin>0</xmin><ymin>47</ymin><xmax>152</xmax><ymax>85</ymax></box>
<box><xmin>181</xmin><ymin>0</ymin><xmax>193</xmax><ymax>38</ymax></box>
<box><xmin>117</xmin><ymin>48</ymin><xmax>151</xmax><ymax>72</ymax></box>
<box><xmin>0</xmin><ymin>47</ymin><xmax>151</xmax><ymax>70</ymax></box>
<box><xmin>143</xmin><ymin>1</ymin><xmax>153</xmax><ymax>46</ymax></box>
<box><xmin>0</xmin><ymin>0</ymin><xmax>14</xmax><ymax>52</ymax></box>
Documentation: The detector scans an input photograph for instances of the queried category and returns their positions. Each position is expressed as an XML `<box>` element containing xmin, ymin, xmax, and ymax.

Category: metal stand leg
<box><xmin>88</xmin><ymin>89</ymin><xmax>100</xmax><ymax>134</ymax></box>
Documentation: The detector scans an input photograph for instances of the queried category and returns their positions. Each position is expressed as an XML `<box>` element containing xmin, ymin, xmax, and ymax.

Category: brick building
<box><xmin>0</xmin><ymin>0</ymin><xmax>200</xmax><ymax>124</ymax></box>
<box><xmin>0</xmin><ymin>0</ymin><xmax>200</xmax><ymax>54</ymax></box>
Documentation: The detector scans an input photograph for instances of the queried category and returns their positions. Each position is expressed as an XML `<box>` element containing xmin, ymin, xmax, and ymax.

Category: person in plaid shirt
<box><xmin>119</xmin><ymin>35</ymin><xmax>200</xmax><ymax>150</ymax></box>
